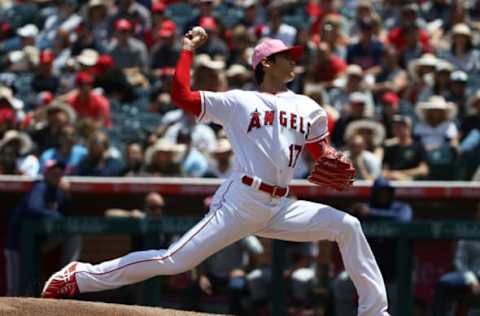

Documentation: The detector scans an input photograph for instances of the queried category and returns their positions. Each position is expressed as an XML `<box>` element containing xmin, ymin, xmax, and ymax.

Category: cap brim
<box><xmin>278</xmin><ymin>45</ymin><xmax>304</xmax><ymax>63</ymax></box>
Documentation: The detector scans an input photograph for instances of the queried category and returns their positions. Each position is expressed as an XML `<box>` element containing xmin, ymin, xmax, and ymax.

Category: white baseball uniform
<box><xmin>74</xmin><ymin>89</ymin><xmax>389</xmax><ymax>316</ymax></box>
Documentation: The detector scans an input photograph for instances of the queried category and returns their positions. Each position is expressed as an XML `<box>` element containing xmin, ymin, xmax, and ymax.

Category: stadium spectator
<box><xmin>184</xmin><ymin>0</ymin><xmax>217</xmax><ymax>34</ymax></box>
<box><xmin>372</xmin><ymin>45</ymin><xmax>408</xmax><ymax>96</ymax></box>
<box><xmin>308</xmin><ymin>0</ymin><xmax>340</xmax><ymax>37</ymax></box>
<box><xmin>318</xmin><ymin>14</ymin><xmax>347</xmax><ymax>59</ymax></box>
<box><xmin>205</xmin><ymin>138</ymin><xmax>234</xmax><ymax>178</ymax></box>
<box><xmin>346</xmin><ymin>17</ymin><xmax>384</xmax><ymax>72</ymax></box>
<box><xmin>422</xmin><ymin>0</ymin><xmax>451</xmax><ymax>24</ymax></box>
<box><xmin>31</xmin><ymin>50</ymin><xmax>60</xmax><ymax>94</ymax></box>
<box><xmin>144</xmin><ymin>138</ymin><xmax>184</xmax><ymax>176</ymax></box>
<box><xmin>404</xmin><ymin>53</ymin><xmax>438</xmax><ymax>104</ymax></box>
<box><xmin>108</xmin><ymin>0</ymin><xmax>152</xmax><ymax>37</ymax></box>
<box><xmin>329</xmin><ymin>64</ymin><xmax>374</xmax><ymax>115</ymax></box>
<box><xmin>331</xmin><ymin>92</ymin><xmax>370</xmax><ymax>148</ymax></box>
<box><xmin>226</xmin><ymin>25</ymin><xmax>253</xmax><ymax>67</ymax></box>
<box><xmin>70</xmin><ymin>22</ymin><xmax>106</xmax><ymax>57</ymax></box>
<box><xmin>76</xmin><ymin>130</ymin><xmax>123</xmax><ymax>177</ymax></box>
<box><xmin>413</xmin><ymin>96</ymin><xmax>459</xmax><ymax>150</ymax></box>
<box><xmin>344</xmin><ymin>119</ymin><xmax>386</xmax><ymax>160</ymax></box>
<box><xmin>0</xmin><ymin>130</ymin><xmax>39</xmax><ymax>176</ymax></box>
<box><xmin>237</xmin><ymin>0</ymin><xmax>262</xmax><ymax>28</ymax></box>
<box><xmin>4</xmin><ymin>160</ymin><xmax>80</xmax><ymax>296</ymax></box>
<box><xmin>447</xmin><ymin>70</ymin><xmax>469</xmax><ymax>120</ymax></box>
<box><xmin>5</xmin><ymin>25</ymin><xmax>39</xmax><ymax>74</ymax></box>
<box><xmin>383</xmin><ymin>115</ymin><xmax>429</xmax><ymax>181</ymax></box>
<box><xmin>414</xmin><ymin>96</ymin><xmax>460</xmax><ymax>180</ymax></box>
<box><xmin>439</xmin><ymin>23</ymin><xmax>480</xmax><ymax>74</ymax></box>
<box><xmin>40</xmin><ymin>123</ymin><xmax>87</xmax><ymax>175</ymax></box>
<box><xmin>37</xmin><ymin>0</ymin><xmax>82</xmax><ymax>50</ymax></box>
<box><xmin>50</xmin><ymin>28</ymin><xmax>73</xmax><ymax>77</ymax></box>
<box><xmin>386</xmin><ymin>4</ymin><xmax>430</xmax><ymax>62</ymax></box>
<box><xmin>378</xmin><ymin>92</ymin><xmax>400</xmax><ymax>139</ymax></box>
<box><xmin>121</xmin><ymin>142</ymin><xmax>146</xmax><ymax>176</ymax></box>
<box><xmin>76</xmin><ymin>47</ymin><xmax>100</xmax><ymax>73</ymax></box>
<box><xmin>194</xmin><ymin>16</ymin><xmax>229</xmax><ymax>60</ymax></box>
<box><xmin>105</xmin><ymin>191</ymin><xmax>165</xmax><ymax>221</ymax></box>
<box><xmin>149</xmin><ymin>20</ymin><xmax>180</xmax><ymax>77</ymax></box>
<box><xmin>29</xmin><ymin>101</ymin><xmax>76</xmax><ymax>154</ymax></box>
<box><xmin>334</xmin><ymin>176</ymin><xmax>412</xmax><ymax>316</ymax></box>
<box><xmin>186</xmin><ymin>234</ymin><xmax>264</xmax><ymax>315</ymax></box>
<box><xmin>175</xmin><ymin>127</ymin><xmax>208</xmax><ymax>178</ymax></box>
<box><xmin>417</xmin><ymin>59</ymin><xmax>454</xmax><ymax>102</ymax></box>
<box><xmin>143</xmin><ymin>2</ymin><xmax>168</xmax><ymax>49</ymax></box>
<box><xmin>84</xmin><ymin>0</ymin><xmax>110</xmax><ymax>46</ymax></box>
<box><xmin>67</xmin><ymin>71</ymin><xmax>112</xmax><ymax>128</ymax></box>
<box><xmin>93</xmin><ymin>54</ymin><xmax>136</xmax><ymax>102</ymax></box>
<box><xmin>257</xmin><ymin>3</ymin><xmax>297</xmax><ymax>46</ymax></box>
<box><xmin>307</xmin><ymin>41</ymin><xmax>347</xmax><ymax>85</ymax></box>
<box><xmin>344</xmin><ymin>134</ymin><xmax>381</xmax><ymax>180</ymax></box>
<box><xmin>107</xmin><ymin>18</ymin><xmax>149</xmax><ymax>73</ymax></box>
<box><xmin>225</xmin><ymin>64</ymin><xmax>254</xmax><ymax>90</ymax></box>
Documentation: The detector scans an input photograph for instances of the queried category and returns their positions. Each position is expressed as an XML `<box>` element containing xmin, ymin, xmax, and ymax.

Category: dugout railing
<box><xmin>19</xmin><ymin>217</ymin><xmax>480</xmax><ymax>316</ymax></box>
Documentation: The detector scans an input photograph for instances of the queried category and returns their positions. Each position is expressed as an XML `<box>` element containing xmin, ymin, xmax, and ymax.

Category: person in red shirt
<box><xmin>386</xmin><ymin>4</ymin><xmax>431</xmax><ymax>59</ymax></box>
<box><xmin>67</xmin><ymin>72</ymin><xmax>111</xmax><ymax>128</ymax></box>
<box><xmin>307</xmin><ymin>41</ymin><xmax>346</xmax><ymax>84</ymax></box>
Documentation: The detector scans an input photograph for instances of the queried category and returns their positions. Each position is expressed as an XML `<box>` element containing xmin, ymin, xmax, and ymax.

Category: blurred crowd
<box><xmin>0</xmin><ymin>0</ymin><xmax>479</xmax><ymax>181</ymax></box>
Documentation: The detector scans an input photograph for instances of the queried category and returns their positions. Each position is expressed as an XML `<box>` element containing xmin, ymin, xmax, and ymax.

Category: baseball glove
<box><xmin>308</xmin><ymin>146</ymin><xmax>356</xmax><ymax>191</ymax></box>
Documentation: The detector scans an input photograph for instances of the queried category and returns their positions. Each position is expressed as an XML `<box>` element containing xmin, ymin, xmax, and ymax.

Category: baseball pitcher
<box><xmin>42</xmin><ymin>27</ymin><xmax>390</xmax><ymax>316</ymax></box>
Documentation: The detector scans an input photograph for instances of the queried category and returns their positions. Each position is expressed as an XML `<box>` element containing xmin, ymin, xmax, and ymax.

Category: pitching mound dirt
<box><xmin>0</xmin><ymin>297</ymin><xmax>223</xmax><ymax>316</ymax></box>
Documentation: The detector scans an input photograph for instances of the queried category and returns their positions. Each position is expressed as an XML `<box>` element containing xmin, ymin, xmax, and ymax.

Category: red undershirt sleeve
<box><xmin>171</xmin><ymin>50</ymin><xmax>201</xmax><ymax>117</ymax></box>
<box><xmin>306</xmin><ymin>139</ymin><xmax>327</xmax><ymax>161</ymax></box>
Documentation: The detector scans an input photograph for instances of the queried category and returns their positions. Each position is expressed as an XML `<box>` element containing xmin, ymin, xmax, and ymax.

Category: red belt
<box><xmin>241</xmin><ymin>175</ymin><xmax>288</xmax><ymax>198</ymax></box>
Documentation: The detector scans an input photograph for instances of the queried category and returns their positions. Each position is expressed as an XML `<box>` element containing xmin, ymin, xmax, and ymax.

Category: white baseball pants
<box><xmin>75</xmin><ymin>176</ymin><xmax>389</xmax><ymax>316</ymax></box>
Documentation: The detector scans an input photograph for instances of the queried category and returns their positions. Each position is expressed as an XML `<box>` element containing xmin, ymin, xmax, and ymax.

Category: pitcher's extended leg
<box><xmin>256</xmin><ymin>199</ymin><xmax>389</xmax><ymax>316</ymax></box>
<box><xmin>76</xmin><ymin>203</ymin><xmax>258</xmax><ymax>293</ymax></box>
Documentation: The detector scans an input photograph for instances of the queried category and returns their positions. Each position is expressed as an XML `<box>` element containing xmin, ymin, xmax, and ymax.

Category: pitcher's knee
<box><xmin>342</xmin><ymin>214</ymin><xmax>362</xmax><ymax>234</ymax></box>
<box><xmin>164</xmin><ymin>262</ymin><xmax>194</xmax><ymax>275</ymax></box>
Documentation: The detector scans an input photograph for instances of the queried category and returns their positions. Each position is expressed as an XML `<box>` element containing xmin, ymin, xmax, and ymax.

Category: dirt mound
<box><xmin>0</xmin><ymin>297</ymin><xmax>222</xmax><ymax>316</ymax></box>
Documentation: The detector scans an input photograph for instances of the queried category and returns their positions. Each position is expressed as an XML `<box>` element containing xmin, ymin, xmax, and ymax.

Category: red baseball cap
<box><xmin>382</xmin><ymin>92</ymin><xmax>400</xmax><ymax>108</ymax></box>
<box><xmin>158</xmin><ymin>20</ymin><xmax>176</xmax><ymax>38</ymax></box>
<box><xmin>37</xmin><ymin>91</ymin><xmax>54</xmax><ymax>106</ymax></box>
<box><xmin>252</xmin><ymin>38</ymin><xmax>304</xmax><ymax>70</ymax></box>
<box><xmin>39</xmin><ymin>50</ymin><xmax>55</xmax><ymax>65</ymax></box>
<box><xmin>75</xmin><ymin>71</ymin><xmax>94</xmax><ymax>85</ymax></box>
<box><xmin>94</xmin><ymin>54</ymin><xmax>114</xmax><ymax>75</ymax></box>
<box><xmin>115</xmin><ymin>19</ymin><xmax>133</xmax><ymax>32</ymax></box>
<box><xmin>152</xmin><ymin>2</ymin><xmax>166</xmax><ymax>13</ymax></box>
<box><xmin>0</xmin><ymin>107</ymin><xmax>14</xmax><ymax>124</ymax></box>
<box><xmin>199</xmin><ymin>16</ymin><xmax>217</xmax><ymax>31</ymax></box>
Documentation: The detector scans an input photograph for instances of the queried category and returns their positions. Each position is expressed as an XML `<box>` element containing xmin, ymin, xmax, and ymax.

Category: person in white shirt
<box><xmin>413</xmin><ymin>95</ymin><xmax>459</xmax><ymax>150</ymax></box>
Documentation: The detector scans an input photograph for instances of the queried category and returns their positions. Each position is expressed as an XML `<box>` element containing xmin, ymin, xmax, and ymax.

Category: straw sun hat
<box><xmin>415</xmin><ymin>96</ymin><xmax>458</xmax><ymax>122</ymax></box>
<box><xmin>344</xmin><ymin>119</ymin><xmax>386</xmax><ymax>147</ymax></box>
<box><xmin>0</xmin><ymin>130</ymin><xmax>33</xmax><ymax>155</ymax></box>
